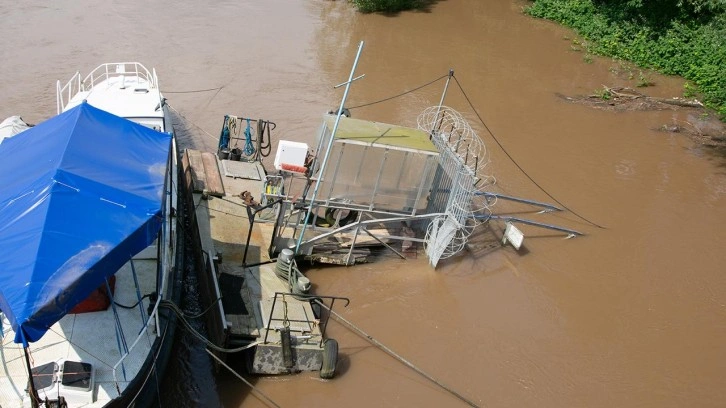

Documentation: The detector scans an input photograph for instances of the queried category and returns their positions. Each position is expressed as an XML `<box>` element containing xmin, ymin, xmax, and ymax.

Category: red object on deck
<box><xmin>281</xmin><ymin>163</ymin><xmax>307</xmax><ymax>173</ymax></box>
<box><xmin>70</xmin><ymin>276</ymin><xmax>116</xmax><ymax>314</ymax></box>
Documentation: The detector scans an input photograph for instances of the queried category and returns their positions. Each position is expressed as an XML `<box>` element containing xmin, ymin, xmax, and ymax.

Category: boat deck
<box><xmin>59</xmin><ymin>63</ymin><xmax>166</xmax><ymax>130</ymax></box>
<box><xmin>184</xmin><ymin>149</ymin><xmax>327</xmax><ymax>375</ymax></box>
<box><xmin>1</xmin><ymin>255</ymin><xmax>161</xmax><ymax>407</ymax></box>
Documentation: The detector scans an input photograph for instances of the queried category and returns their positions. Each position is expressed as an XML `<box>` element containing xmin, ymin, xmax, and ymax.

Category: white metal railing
<box><xmin>111</xmin><ymin>297</ymin><xmax>161</xmax><ymax>392</ymax></box>
<box><xmin>419</xmin><ymin>106</ymin><xmax>489</xmax><ymax>267</ymax></box>
<box><xmin>110</xmin><ymin>140</ymin><xmax>176</xmax><ymax>394</ymax></box>
<box><xmin>56</xmin><ymin>62</ymin><xmax>158</xmax><ymax>114</ymax></box>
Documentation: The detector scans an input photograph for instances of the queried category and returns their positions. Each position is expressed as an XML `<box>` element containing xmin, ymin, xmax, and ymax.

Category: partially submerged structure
<box><xmin>183</xmin><ymin>41</ymin><xmax>581</xmax><ymax>381</ymax></box>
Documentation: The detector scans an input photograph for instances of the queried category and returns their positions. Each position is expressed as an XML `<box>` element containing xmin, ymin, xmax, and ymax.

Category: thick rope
<box><xmin>161</xmin><ymin>86</ymin><xmax>224</xmax><ymax>94</ymax></box>
<box><xmin>314</xmin><ymin>300</ymin><xmax>482</xmax><ymax>407</ymax></box>
<box><xmin>205</xmin><ymin>349</ymin><xmax>281</xmax><ymax>408</ymax></box>
<box><xmin>159</xmin><ymin>300</ymin><xmax>259</xmax><ymax>353</ymax></box>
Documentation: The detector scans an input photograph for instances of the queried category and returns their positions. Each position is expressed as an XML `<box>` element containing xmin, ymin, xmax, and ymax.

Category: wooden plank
<box><xmin>201</xmin><ymin>152</ymin><xmax>226</xmax><ymax>197</ymax></box>
<box><xmin>187</xmin><ymin>149</ymin><xmax>207</xmax><ymax>193</ymax></box>
<box><xmin>182</xmin><ymin>149</ymin><xmax>193</xmax><ymax>193</ymax></box>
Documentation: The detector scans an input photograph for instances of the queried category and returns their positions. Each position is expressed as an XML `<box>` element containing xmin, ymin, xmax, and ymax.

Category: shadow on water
<box><xmin>215</xmin><ymin>353</ymin><xmax>266</xmax><ymax>408</ymax></box>
<box><xmin>170</xmin><ymin>108</ymin><xmax>208</xmax><ymax>152</ymax></box>
<box><xmin>158</xmin><ymin>125</ymin><xmax>223</xmax><ymax>407</ymax></box>
<box><xmin>158</xmin><ymin>246</ymin><xmax>223</xmax><ymax>407</ymax></box>
<box><xmin>364</xmin><ymin>0</ymin><xmax>445</xmax><ymax>16</ymax></box>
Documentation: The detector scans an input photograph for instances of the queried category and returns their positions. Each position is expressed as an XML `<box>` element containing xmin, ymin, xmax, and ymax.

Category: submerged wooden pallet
<box><xmin>304</xmin><ymin>244</ymin><xmax>371</xmax><ymax>265</ymax></box>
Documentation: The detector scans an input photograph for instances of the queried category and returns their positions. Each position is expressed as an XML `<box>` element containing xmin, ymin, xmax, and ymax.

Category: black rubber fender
<box><xmin>320</xmin><ymin>338</ymin><xmax>338</xmax><ymax>379</ymax></box>
<box><xmin>324</xmin><ymin>208</ymin><xmax>358</xmax><ymax>227</ymax></box>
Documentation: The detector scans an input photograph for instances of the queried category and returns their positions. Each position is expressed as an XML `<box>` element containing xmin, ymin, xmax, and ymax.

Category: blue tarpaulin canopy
<box><xmin>0</xmin><ymin>102</ymin><xmax>171</xmax><ymax>346</ymax></box>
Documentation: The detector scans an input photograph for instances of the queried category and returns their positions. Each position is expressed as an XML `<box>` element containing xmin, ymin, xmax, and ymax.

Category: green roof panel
<box><xmin>324</xmin><ymin>115</ymin><xmax>439</xmax><ymax>154</ymax></box>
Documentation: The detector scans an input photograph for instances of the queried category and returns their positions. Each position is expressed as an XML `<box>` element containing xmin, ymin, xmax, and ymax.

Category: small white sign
<box><xmin>502</xmin><ymin>222</ymin><xmax>524</xmax><ymax>250</ymax></box>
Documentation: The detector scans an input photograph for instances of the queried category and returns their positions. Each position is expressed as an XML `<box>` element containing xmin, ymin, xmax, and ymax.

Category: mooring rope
<box><xmin>205</xmin><ymin>349</ymin><xmax>282</xmax><ymax>408</ymax></box>
<box><xmin>128</xmin><ymin>321</ymin><xmax>170</xmax><ymax>406</ymax></box>
<box><xmin>313</xmin><ymin>300</ymin><xmax>482</xmax><ymax>408</ymax></box>
<box><xmin>159</xmin><ymin>300</ymin><xmax>259</xmax><ymax>353</ymax></box>
<box><xmin>166</xmin><ymin>104</ymin><xmax>219</xmax><ymax>144</ymax></box>
<box><xmin>161</xmin><ymin>86</ymin><xmax>225</xmax><ymax>94</ymax></box>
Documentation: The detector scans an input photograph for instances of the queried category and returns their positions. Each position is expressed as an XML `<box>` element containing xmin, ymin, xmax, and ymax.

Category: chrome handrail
<box><xmin>111</xmin><ymin>297</ymin><xmax>162</xmax><ymax>394</ymax></box>
<box><xmin>110</xmin><ymin>142</ymin><xmax>176</xmax><ymax>394</ymax></box>
<box><xmin>56</xmin><ymin>62</ymin><xmax>158</xmax><ymax>114</ymax></box>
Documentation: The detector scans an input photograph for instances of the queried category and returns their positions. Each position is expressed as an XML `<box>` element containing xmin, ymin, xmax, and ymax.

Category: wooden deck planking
<box><xmin>201</xmin><ymin>152</ymin><xmax>225</xmax><ymax>197</ymax></box>
<box><xmin>186</xmin><ymin>149</ymin><xmax>207</xmax><ymax>193</ymax></box>
<box><xmin>185</xmin><ymin>149</ymin><xmax>321</xmax><ymax>342</ymax></box>
<box><xmin>184</xmin><ymin>149</ymin><xmax>226</xmax><ymax>197</ymax></box>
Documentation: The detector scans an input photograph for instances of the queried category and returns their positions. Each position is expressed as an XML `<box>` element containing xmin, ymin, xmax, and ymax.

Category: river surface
<box><xmin>2</xmin><ymin>1</ymin><xmax>725</xmax><ymax>407</ymax></box>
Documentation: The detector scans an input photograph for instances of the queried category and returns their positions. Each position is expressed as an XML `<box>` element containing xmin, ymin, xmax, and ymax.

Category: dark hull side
<box><xmin>106</xmin><ymin>153</ymin><xmax>185</xmax><ymax>408</ymax></box>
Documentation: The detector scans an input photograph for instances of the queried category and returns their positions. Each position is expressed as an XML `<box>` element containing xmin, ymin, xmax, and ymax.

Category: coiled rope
<box><xmin>256</xmin><ymin>119</ymin><xmax>274</xmax><ymax>159</ymax></box>
<box><xmin>273</xmin><ymin>256</ymin><xmax>311</xmax><ymax>300</ymax></box>
<box><xmin>159</xmin><ymin>300</ymin><xmax>259</xmax><ymax>353</ymax></box>
<box><xmin>242</xmin><ymin>118</ymin><xmax>256</xmax><ymax>158</ymax></box>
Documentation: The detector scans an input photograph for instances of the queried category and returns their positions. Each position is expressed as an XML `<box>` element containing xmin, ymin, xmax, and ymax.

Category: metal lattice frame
<box><xmin>418</xmin><ymin>106</ymin><xmax>494</xmax><ymax>267</ymax></box>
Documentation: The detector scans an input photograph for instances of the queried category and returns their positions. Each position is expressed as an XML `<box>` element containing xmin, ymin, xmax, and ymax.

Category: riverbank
<box><xmin>525</xmin><ymin>0</ymin><xmax>726</xmax><ymax>121</ymax></box>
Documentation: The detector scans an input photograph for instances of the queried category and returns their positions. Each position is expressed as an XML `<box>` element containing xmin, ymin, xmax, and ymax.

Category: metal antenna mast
<box><xmin>294</xmin><ymin>40</ymin><xmax>366</xmax><ymax>255</ymax></box>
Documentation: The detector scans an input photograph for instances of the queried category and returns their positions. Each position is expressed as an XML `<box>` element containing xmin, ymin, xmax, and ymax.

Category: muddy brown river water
<box><xmin>2</xmin><ymin>1</ymin><xmax>725</xmax><ymax>407</ymax></box>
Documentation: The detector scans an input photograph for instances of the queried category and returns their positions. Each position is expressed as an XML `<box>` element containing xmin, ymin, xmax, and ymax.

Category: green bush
<box><xmin>349</xmin><ymin>0</ymin><xmax>428</xmax><ymax>13</ymax></box>
<box><xmin>526</xmin><ymin>0</ymin><xmax>726</xmax><ymax>119</ymax></box>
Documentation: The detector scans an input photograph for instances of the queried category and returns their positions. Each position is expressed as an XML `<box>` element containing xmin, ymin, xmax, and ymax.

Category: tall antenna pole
<box><xmin>294</xmin><ymin>41</ymin><xmax>366</xmax><ymax>255</ymax></box>
<box><xmin>430</xmin><ymin>69</ymin><xmax>454</xmax><ymax>138</ymax></box>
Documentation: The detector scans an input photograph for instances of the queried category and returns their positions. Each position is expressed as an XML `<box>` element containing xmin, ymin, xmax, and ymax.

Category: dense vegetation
<box><xmin>348</xmin><ymin>0</ymin><xmax>726</xmax><ymax>119</ymax></box>
<box><xmin>348</xmin><ymin>0</ymin><xmax>433</xmax><ymax>13</ymax></box>
<box><xmin>525</xmin><ymin>0</ymin><xmax>726</xmax><ymax>119</ymax></box>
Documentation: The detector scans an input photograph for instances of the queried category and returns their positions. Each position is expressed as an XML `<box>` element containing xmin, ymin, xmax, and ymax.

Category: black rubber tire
<box><xmin>324</xmin><ymin>208</ymin><xmax>357</xmax><ymax>227</ymax></box>
<box><xmin>320</xmin><ymin>338</ymin><xmax>338</xmax><ymax>379</ymax></box>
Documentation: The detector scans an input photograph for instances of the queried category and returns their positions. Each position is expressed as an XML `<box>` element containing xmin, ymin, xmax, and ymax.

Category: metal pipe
<box><xmin>326</xmin><ymin>142</ymin><xmax>346</xmax><ymax>203</ymax></box>
<box><xmin>412</xmin><ymin>157</ymin><xmax>434</xmax><ymax>215</ymax></box>
<box><xmin>302</xmin><ymin>212</ymin><xmax>445</xmax><ymax>246</ymax></box>
<box><xmin>363</xmin><ymin>229</ymin><xmax>407</xmax><ymax>260</ymax></box>
<box><xmin>429</xmin><ymin>69</ymin><xmax>454</xmax><ymax>140</ymax></box>
<box><xmin>344</xmin><ymin>213</ymin><xmax>364</xmax><ymax>266</ymax></box>
<box><xmin>476</xmin><ymin>192</ymin><xmax>562</xmax><ymax>212</ymax></box>
<box><xmin>295</xmin><ymin>41</ymin><xmax>365</xmax><ymax>255</ymax></box>
<box><xmin>369</xmin><ymin>148</ymin><xmax>389</xmax><ymax>210</ymax></box>
<box><xmin>488</xmin><ymin>215</ymin><xmax>583</xmax><ymax>236</ymax></box>
<box><xmin>23</xmin><ymin>347</ymin><xmax>40</xmax><ymax>408</ymax></box>
<box><xmin>243</xmin><ymin>198</ymin><xmax>283</xmax><ymax>265</ymax></box>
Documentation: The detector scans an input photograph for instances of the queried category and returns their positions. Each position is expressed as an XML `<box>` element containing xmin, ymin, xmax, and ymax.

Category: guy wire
<box><xmin>452</xmin><ymin>75</ymin><xmax>606</xmax><ymax>229</ymax></box>
<box><xmin>347</xmin><ymin>74</ymin><xmax>449</xmax><ymax>110</ymax></box>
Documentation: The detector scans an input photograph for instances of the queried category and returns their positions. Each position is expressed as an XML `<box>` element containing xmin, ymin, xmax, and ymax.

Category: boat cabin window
<box><xmin>130</xmin><ymin>118</ymin><xmax>164</xmax><ymax>133</ymax></box>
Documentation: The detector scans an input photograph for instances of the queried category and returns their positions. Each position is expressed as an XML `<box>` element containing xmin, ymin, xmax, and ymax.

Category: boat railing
<box><xmin>110</xmin><ymin>146</ymin><xmax>175</xmax><ymax>393</ymax></box>
<box><xmin>56</xmin><ymin>62</ymin><xmax>159</xmax><ymax>114</ymax></box>
<box><xmin>110</xmin><ymin>296</ymin><xmax>163</xmax><ymax>392</ymax></box>
<box><xmin>263</xmin><ymin>292</ymin><xmax>349</xmax><ymax>347</ymax></box>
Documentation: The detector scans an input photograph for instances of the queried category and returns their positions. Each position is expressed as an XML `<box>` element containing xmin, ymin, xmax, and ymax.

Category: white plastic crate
<box><xmin>274</xmin><ymin>140</ymin><xmax>308</xmax><ymax>172</ymax></box>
